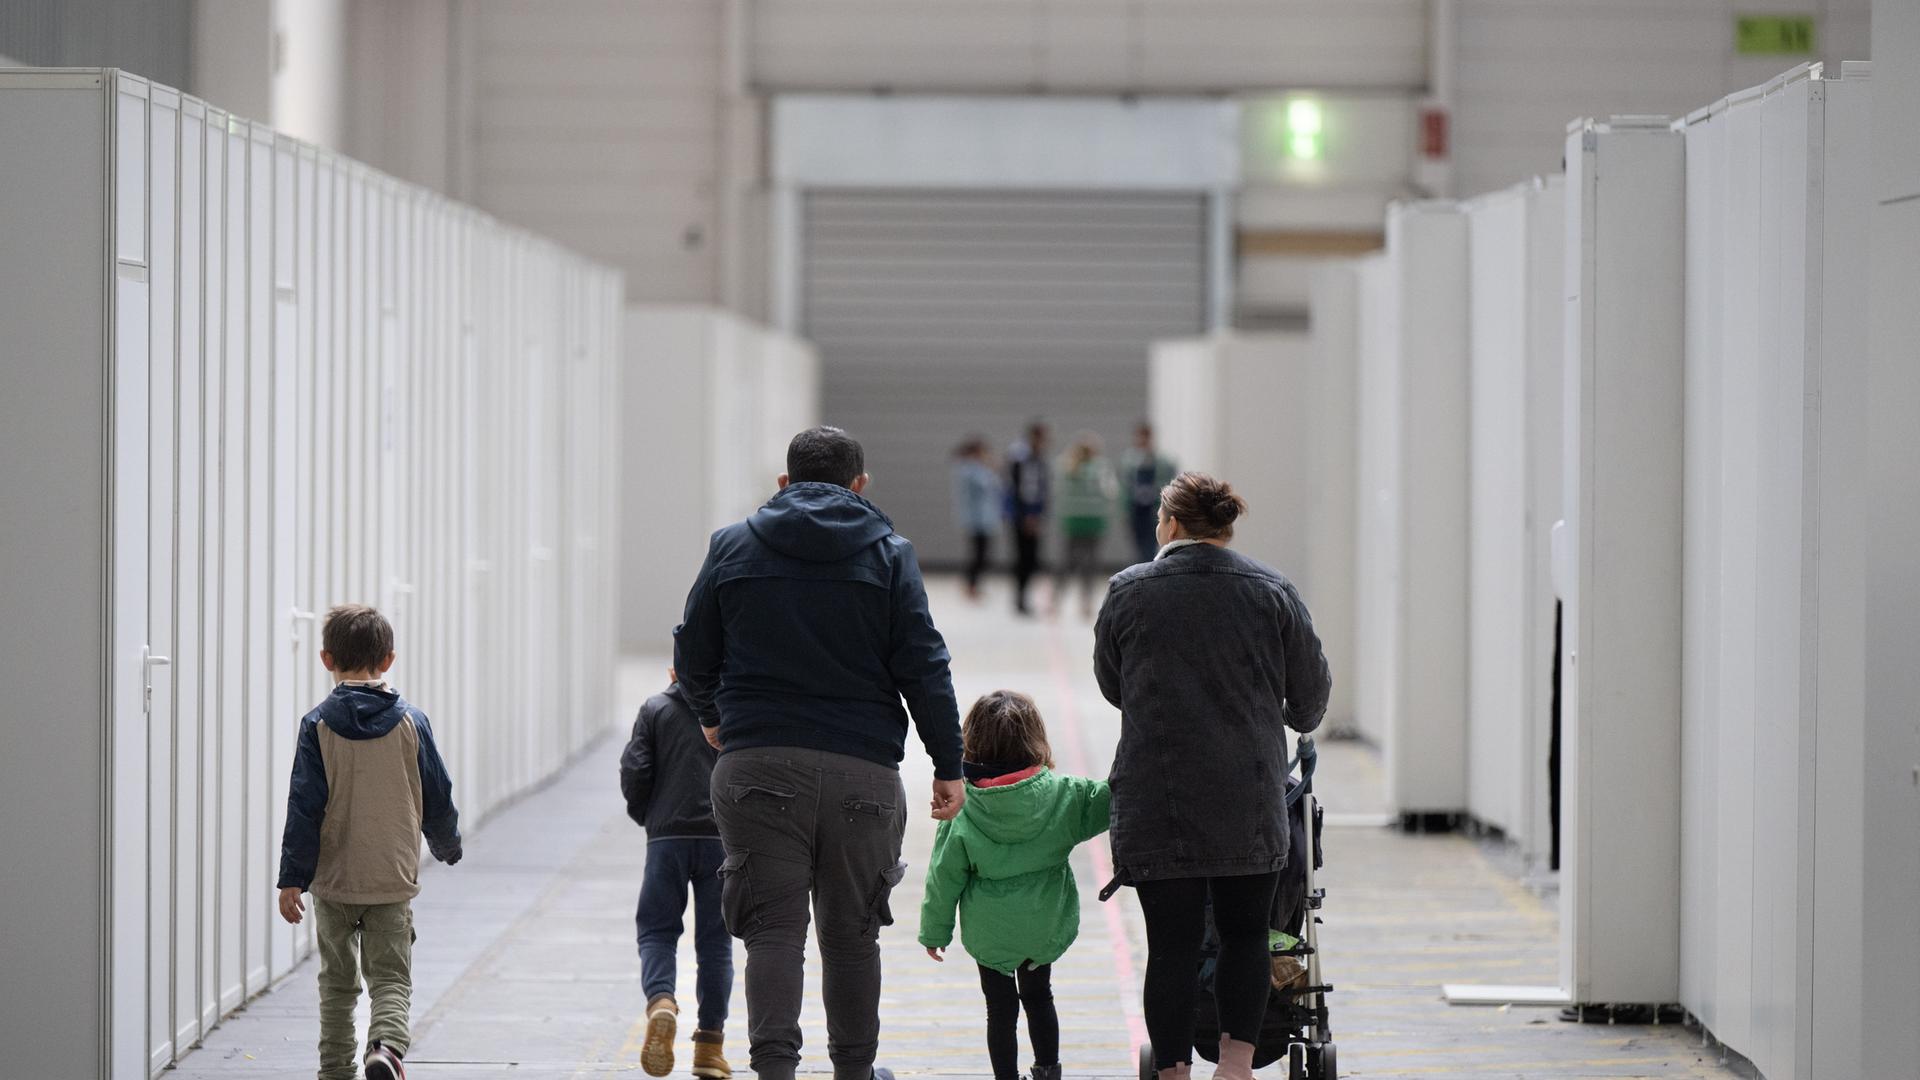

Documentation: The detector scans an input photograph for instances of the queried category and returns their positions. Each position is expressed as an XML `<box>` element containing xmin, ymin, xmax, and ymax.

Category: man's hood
<box><xmin>316</xmin><ymin>682</ymin><xmax>408</xmax><ymax>740</ymax></box>
<box><xmin>745</xmin><ymin>482</ymin><xmax>895</xmax><ymax>562</ymax></box>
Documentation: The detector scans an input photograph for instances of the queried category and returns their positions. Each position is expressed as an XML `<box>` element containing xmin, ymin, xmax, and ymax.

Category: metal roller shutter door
<box><xmin>803</xmin><ymin>189</ymin><xmax>1209</xmax><ymax>566</ymax></box>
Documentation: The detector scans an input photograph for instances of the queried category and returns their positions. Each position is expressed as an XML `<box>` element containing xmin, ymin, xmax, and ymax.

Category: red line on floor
<box><xmin>1044</xmin><ymin>619</ymin><xmax>1149</xmax><ymax>1060</ymax></box>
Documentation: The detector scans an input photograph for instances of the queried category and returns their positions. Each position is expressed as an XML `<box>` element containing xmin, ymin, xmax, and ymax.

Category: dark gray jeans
<box><xmin>712</xmin><ymin>747</ymin><xmax>908</xmax><ymax>1080</ymax></box>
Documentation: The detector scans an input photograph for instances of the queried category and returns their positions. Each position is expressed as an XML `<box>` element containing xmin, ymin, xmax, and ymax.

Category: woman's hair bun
<box><xmin>1202</xmin><ymin>481</ymin><xmax>1245</xmax><ymax>525</ymax></box>
<box><xmin>1161</xmin><ymin>471</ymin><xmax>1247</xmax><ymax>540</ymax></box>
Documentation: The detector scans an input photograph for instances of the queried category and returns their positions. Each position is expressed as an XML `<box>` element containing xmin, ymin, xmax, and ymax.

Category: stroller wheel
<box><xmin>1138</xmin><ymin>1042</ymin><xmax>1155</xmax><ymax>1080</ymax></box>
<box><xmin>1287</xmin><ymin>1043</ymin><xmax>1308</xmax><ymax>1080</ymax></box>
<box><xmin>1314</xmin><ymin>1042</ymin><xmax>1338</xmax><ymax>1079</ymax></box>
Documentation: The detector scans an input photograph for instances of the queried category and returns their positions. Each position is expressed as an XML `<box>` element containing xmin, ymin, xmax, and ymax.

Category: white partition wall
<box><xmin>1148</xmin><ymin>332</ymin><xmax>1316</xmax><ymax>582</ymax></box>
<box><xmin>621</xmin><ymin>306</ymin><xmax>821</xmax><ymax>653</ymax></box>
<box><xmin>1863</xmin><ymin>8</ymin><xmax>1920</xmax><ymax>1079</ymax></box>
<box><xmin>1350</xmin><ymin>255</ymin><xmax>1394</xmax><ymax>749</ymax></box>
<box><xmin>1558</xmin><ymin>117</ymin><xmax>1685</xmax><ymax>1007</ymax></box>
<box><xmin>1352</xmin><ymin>205</ymin><xmax>1471</xmax><ymax>817</ymax></box>
<box><xmin>1463</xmin><ymin>178</ymin><xmax>1564</xmax><ymax>863</ymax></box>
<box><xmin>1674</xmin><ymin>64</ymin><xmax>1871</xmax><ymax>1080</ymax></box>
<box><xmin>0</xmin><ymin>70</ymin><xmax>623</xmax><ymax>1080</ymax></box>
<box><xmin>1306</xmin><ymin>269</ymin><xmax>1361</xmax><ymax>735</ymax></box>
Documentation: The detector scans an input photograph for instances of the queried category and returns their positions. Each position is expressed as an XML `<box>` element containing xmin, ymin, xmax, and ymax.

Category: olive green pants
<box><xmin>314</xmin><ymin>897</ymin><xmax>414</xmax><ymax>1080</ymax></box>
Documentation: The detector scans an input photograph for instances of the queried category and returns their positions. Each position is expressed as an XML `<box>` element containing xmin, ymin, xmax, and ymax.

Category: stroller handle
<box><xmin>1285</xmin><ymin>735</ymin><xmax>1318</xmax><ymax>807</ymax></box>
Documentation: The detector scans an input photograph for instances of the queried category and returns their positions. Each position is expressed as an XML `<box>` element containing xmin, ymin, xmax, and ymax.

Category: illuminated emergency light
<box><xmin>1285</xmin><ymin>97</ymin><xmax>1322</xmax><ymax>160</ymax></box>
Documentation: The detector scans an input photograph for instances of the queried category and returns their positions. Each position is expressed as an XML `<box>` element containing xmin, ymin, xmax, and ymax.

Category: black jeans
<box><xmin>966</xmin><ymin>531</ymin><xmax>992</xmax><ymax>592</ymax></box>
<box><xmin>1011</xmin><ymin>520</ymin><xmax>1042</xmax><ymax>611</ymax></box>
<box><xmin>636</xmin><ymin>838</ymin><xmax>733</xmax><ymax>1031</ymax></box>
<box><xmin>711</xmin><ymin>748</ymin><xmax>908</xmax><ymax>1080</ymax></box>
<box><xmin>1135</xmin><ymin>871</ymin><xmax>1281</xmax><ymax>1070</ymax></box>
<box><xmin>977</xmin><ymin>963</ymin><xmax>1057</xmax><ymax>1080</ymax></box>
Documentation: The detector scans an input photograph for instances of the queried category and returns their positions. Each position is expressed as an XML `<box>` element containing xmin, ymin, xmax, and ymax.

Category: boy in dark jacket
<box><xmin>621</xmin><ymin>672</ymin><xmax>733</xmax><ymax>1079</ymax></box>
<box><xmin>276</xmin><ymin>604</ymin><xmax>462</xmax><ymax>1080</ymax></box>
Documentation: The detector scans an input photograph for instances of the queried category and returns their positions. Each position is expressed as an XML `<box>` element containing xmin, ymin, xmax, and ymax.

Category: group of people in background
<box><xmin>953</xmin><ymin>420</ymin><xmax>1179</xmax><ymax>617</ymax></box>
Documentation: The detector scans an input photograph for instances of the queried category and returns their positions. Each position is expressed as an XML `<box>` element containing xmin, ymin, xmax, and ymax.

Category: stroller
<box><xmin>1134</xmin><ymin>737</ymin><xmax>1337</xmax><ymax>1080</ymax></box>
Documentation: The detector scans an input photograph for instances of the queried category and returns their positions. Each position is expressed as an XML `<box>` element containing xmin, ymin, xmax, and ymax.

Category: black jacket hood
<box><xmin>317</xmin><ymin>682</ymin><xmax>408</xmax><ymax>740</ymax></box>
<box><xmin>745</xmin><ymin>482</ymin><xmax>895</xmax><ymax>563</ymax></box>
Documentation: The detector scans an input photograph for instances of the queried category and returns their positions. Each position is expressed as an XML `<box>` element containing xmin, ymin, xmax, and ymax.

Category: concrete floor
<box><xmin>169</xmin><ymin>576</ymin><xmax>1739</xmax><ymax>1079</ymax></box>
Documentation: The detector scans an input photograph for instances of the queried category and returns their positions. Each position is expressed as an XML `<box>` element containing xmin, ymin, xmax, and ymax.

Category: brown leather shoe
<box><xmin>691</xmin><ymin>1028</ymin><xmax>732</xmax><ymax>1079</ymax></box>
<box><xmin>641</xmin><ymin>994</ymin><xmax>678</xmax><ymax>1077</ymax></box>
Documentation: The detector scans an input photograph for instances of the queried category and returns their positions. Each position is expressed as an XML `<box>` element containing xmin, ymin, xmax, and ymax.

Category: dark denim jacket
<box><xmin>1093</xmin><ymin>543</ymin><xmax>1331</xmax><ymax>884</ymax></box>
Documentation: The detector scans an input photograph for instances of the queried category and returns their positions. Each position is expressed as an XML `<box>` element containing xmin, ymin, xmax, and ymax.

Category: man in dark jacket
<box><xmin>620</xmin><ymin>673</ymin><xmax>733</xmax><ymax>1079</ymax></box>
<box><xmin>674</xmin><ymin>426</ymin><xmax>965</xmax><ymax>1080</ymax></box>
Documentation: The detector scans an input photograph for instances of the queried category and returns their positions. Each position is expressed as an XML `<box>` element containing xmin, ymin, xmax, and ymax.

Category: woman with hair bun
<box><xmin>1092</xmin><ymin>472</ymin><xmax>1332</xmax><ymax>1080</ymax></box>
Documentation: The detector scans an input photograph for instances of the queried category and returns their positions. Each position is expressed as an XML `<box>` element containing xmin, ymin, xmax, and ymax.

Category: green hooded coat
<box><xmin>917</xmin><ymin>768</ymin><xmax>1112</xmax><ymax>974</ymax></box>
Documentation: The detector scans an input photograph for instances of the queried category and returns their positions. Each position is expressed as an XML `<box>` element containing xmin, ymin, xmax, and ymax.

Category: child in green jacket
<box><xmin>919</xmin><ymin>691</ymin><xmax>1113</xmax><ymax>1080</ymax></box>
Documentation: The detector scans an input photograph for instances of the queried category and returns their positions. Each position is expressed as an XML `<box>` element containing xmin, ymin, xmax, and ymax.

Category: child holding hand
<box><xmin>919</xmin><ymin>691</ymin><xmax>1112</xmax><ymax>1080</ymax></box>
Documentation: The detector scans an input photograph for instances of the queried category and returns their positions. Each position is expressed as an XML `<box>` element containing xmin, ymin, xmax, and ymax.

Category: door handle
<box><xmin>142</xmin><ymin>645</ymin><xmax>171</xmax><ymax>714</ymax></box>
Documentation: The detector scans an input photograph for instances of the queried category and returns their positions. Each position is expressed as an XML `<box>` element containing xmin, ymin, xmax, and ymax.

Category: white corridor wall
<box><xmin>1148</xmin><ymin>333</ymin><xmax>1313</xmax><ymax>578</ymax></box>
<box><xmin>1351</xmin><ymin>203</ymin><xmax>1471</xmax><ymax>817</ymax></box>
<box><xmin>0</xmin><ymin>69</ymin><xmax>623</xmax><ymax>1080</ymax></box>
<box><xmin>1148</xmin><ymin>330</ymin><xmax>1354</xmax><ymax>732</ymax></box>
<box><xmin>1676</xmin><ymin>63</ymin><xmax>1871</xmax><ymax>1080</ymax></box>
<box><xmin>1463</xmin><ymin>177</ymin><xmax>1563</xmax><ymax>864</ymax></box>
<box><xmin>621</xmin><ymin>306</ymin><xmax>821</xmax><ymax>652</ymax></box>
<box><xmin>1558</xmin><ymin>116</ymin><xmax>1686</xmax><ymax>1007</ymax></box>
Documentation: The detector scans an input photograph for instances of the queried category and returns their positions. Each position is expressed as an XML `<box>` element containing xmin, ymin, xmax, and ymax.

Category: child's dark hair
<box><xmin>323</xmin><ymin>603</ymin><xmax>394</xmax><ymax>672</ymax></box>
<box><xmin>963</xmin><ymin>690</ymin><xmax>1054</xmax><ymax>770</ymax></box>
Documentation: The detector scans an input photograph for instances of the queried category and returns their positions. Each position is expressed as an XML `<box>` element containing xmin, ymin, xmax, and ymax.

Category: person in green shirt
<box><xmin>919</xmin><ymin>691</ymin><xmax>1112</xmax><ymax>1080</ymax></box>
<box><xmin>1053</xmin><ymin>432</ymin><xmax>1118</xmax><ymax>619</ymax></box>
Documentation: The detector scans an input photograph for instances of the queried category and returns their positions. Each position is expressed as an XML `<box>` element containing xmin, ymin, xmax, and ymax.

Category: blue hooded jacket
<box><xmin>276</xmin><ymin>682</ymin><xmax>462</xmax><ymax>892</ymax></box>
<box><xmin>673</xmin><ymin>482</ymin><xmax>965</xmax><ymax>780</ymax></box>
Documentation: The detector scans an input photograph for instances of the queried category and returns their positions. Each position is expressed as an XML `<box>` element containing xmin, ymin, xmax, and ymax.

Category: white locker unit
<box><xmin>620</xmin><ymin>306</ymin><xmax>822</xmax><ymax>653</ymax></box>
<box><xmin>1305</xmin><ymin>266</ymin><xmax>1361</xmax><ymax>736</ymax></box>
<box><xmin>1351</xmin><ymin>204</ymin><xmax>1472</xmax><ymax>817</ymax></box>
<box><xmin>1675</xmin><ymin>64</ymin><xmax>1871</xmax><ymax>1080</ymax></box>
<box><xmin>1147</xmin><ymin>332</ymin><xmax>1316</xmax><ymax>580</ymax></box>
<box><xmin>1558</xmin><ymin>117</ymin><xmax>1686</xmax><ymax>1007</ymax></box>
<box><xmin>1462</xmin><ymin>177</ymin><xmax>1564</xmax><ymax>864</ymax></box>
<box><xmin>0</xmin><ymin>70</ymin><xmax>623</xmax><ymax>1080</ymax></box>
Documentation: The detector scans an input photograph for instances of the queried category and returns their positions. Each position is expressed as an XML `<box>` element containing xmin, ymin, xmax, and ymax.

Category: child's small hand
<box><xmin>277</xmin><ymin>887</ymin><xmax>305</xmax><ymax>925</ymax></box>
<box><xmin>925</xmin><ymin>946</ymin><xmax>945</xmax><ymax>962</ymax></box>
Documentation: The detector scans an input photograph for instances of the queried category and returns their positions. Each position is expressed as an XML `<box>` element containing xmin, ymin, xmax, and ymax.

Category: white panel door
<box><xmin>1712</xmin><ymin>97</ymin><xmax>1762</xmax><ymax>1050</ymax></box>
<box><xmin>173</xmin><ymin>98</ymin><xmax>207</xmax><ymax>1057</ymax></box>
<box><xmin>268</xmin><ymin>135</ymin><xmax>301</xmax><ymax>981</ymax></box>
<box><xmin>110</xmin><ymin>77</ymin><xmax>152</xmax><ymax>1080</ymax></box>
<box><xmin>146</xmin><ymin>86</ymin><xmax>180</xmax><ymax>1076</ymax></box>
<box><xmin>1678</xmin><ymin>101</ymin><xmax>1724</xmax><ymax>1028</ymax></box>
<box><xmin>218</xmin><ymin>114</ymin><xmax>248</xmax><ymax>1014</ymax></box>
<box><xmin>344</xmin><ymin>169</ymin><xmax>367</xmax><ymax>602</ymax></box>
<box><xmin>198</xmin><ymin>105</ymin><xmax>228</xmax><ymax>1034</ymax></box>
<box><xmin>244</xmin><ymin>123</ymin><xmax>273</xmax><ymax>997</ymax></box>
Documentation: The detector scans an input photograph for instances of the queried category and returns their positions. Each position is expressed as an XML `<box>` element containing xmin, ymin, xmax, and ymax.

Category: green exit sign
<box><xmin>1736</xmin><ymin>15</ymin><xmax>1815</xmax><ymax>55</ymax></box>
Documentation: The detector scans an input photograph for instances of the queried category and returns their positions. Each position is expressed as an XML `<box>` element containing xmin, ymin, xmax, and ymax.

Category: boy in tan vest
<box><xmin>276</xmin><ymin>604</ymin><xmax>463</xmax><ymax>1080</ymax></box>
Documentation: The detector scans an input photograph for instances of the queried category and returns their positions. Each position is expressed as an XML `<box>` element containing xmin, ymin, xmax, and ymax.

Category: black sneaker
<box><xmin>365</xmin><ymin>1042</ymin><xmax>406</xmax><ymax>1080</ymax></box>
